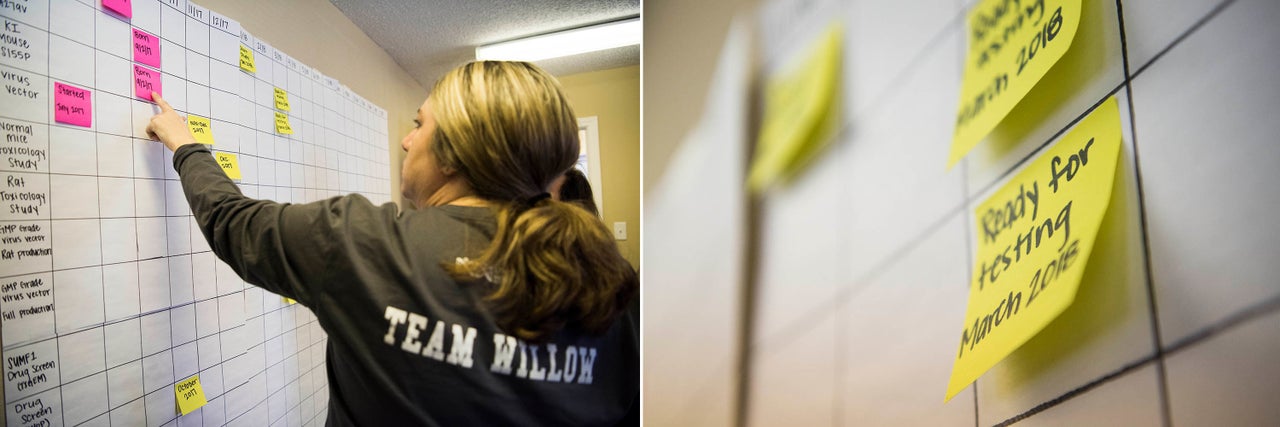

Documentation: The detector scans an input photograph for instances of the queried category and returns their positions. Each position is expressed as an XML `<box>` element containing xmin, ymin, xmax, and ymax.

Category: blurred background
<box><xmin>642</xmin><ymin>0</ymin><xmax>1280</xmax><ymax>425</ymax></box>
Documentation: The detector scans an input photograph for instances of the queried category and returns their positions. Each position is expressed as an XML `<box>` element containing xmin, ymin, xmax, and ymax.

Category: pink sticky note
<box><xmin>54</xmin><ymin>82</ymin><xmax>93</xmax><ymax>127</ymax></box>
<box><xmin>133</xmin><ymin>64</ymin><xmax>161</xmax><ymax>101</ymax></box>
<box><xmin>102</xmin><ymin>0</ymin><xmax>132</xmax><ymax>19</ymax></box>
<box><xmin>132</xmin><ymin>28</ymin><xmax>160</xmax><ymax>68</ymax></box>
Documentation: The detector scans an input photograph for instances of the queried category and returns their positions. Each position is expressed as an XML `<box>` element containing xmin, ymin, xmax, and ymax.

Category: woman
<box><xmin>551</xmin><ymin>168</ymin><xmax>600</xmax><ymax>217</ymax></box>
<box><xmin>146</xmin><ymin>61</ymin><xmax>638</xmax><ymax>426</ymax></box>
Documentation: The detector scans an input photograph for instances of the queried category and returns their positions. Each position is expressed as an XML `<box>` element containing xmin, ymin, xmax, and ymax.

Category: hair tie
<box><xmin>523</xmin><ymin>192</ymin><xmax>551</xmax><ymax>207</ymax></box>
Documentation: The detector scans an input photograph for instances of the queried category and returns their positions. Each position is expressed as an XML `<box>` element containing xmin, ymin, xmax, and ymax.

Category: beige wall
<box><xmin>644</xmin><ymin>0</ymin><xmax>759</xmax><ymax>195</ymax></box>
<box><xmin>200</xmin><ymin>0</ymin><xmax>425</xmax><ymax>203</ymax></box>
<box><xmin>643</xmin><ymin>2</ymin><xmax>758</xmax><ymax>426</ymax></box>
<box><xmin>557</xmin><ymin>66</ymin><xmax>641</xmax><ymax>268</ymax></box>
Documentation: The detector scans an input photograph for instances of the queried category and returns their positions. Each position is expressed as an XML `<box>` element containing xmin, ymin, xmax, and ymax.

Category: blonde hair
<box><xmin>430</xmin><ymin>61</ymin><xmax>636</xmax><ymax>341</ymax></box>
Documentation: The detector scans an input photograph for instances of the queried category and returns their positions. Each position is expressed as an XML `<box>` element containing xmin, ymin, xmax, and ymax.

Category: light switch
<box><xmin>613</xmin><ymin>222</ymin><xmax>627</xmax><ymax>240</ymax></box>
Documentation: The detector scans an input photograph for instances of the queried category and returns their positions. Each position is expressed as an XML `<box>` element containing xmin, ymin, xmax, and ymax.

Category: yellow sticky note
<box><xmin>282</xmin><ymin>297</ymin><xmax>296</xmax><ymax>305</ymax></box>
<box><xmin>945</xmin><ymin>96</ymin><xmax>1121</xmax><ymax>401</ymax></box>
<box><xmin>274</xmin><ymin>111</ymin><xmax>293</xmax><ymax>134</ymax></box>
<box><xmin>947</xmin><ymin>0</ymin><xmax>1083</xmax><ymax>168</ymax></box>
<box><xmin>215</xmin><ymin>152</ymin><xmax>242</xmax><ymax>180</ymax></box>
<box><xmin>273</xmin><ymin>87</ymin><xmax>290</xmax><ymax>111</ymax></box>
<box><xmin>239</xmin><ymin>45</ymin><xmax>256</xmax><ymax>74</ymax></box>
<box><xmin>174</xmin><ymin>374</ymin><xmax>208</xmax><ymax>415</ymax></box>
<box><xmin>187</xmin><ymin>115</ymin><xmax>215</xmax><ymax>145</ymax></box>
<box><xmin>746</xmin><ymin>24</ymin><xmax>842</xmax><ymax>192</ymax></box>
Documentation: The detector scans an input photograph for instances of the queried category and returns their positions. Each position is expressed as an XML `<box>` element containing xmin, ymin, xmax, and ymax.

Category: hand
<box><xmin>145</xmin><ymin>92</ymin><xmax>198</xmax><ymax>152</ymax></box>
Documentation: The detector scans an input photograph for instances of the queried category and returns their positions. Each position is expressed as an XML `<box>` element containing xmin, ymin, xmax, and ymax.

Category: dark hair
<box><xmin>559</xmin><ymin>168</ymin><xmax>599</xmax><ymax>217</ymax></box>
<box><xmin>430</xmin><ymin>61</ymin><xmax>636</xmax><ymax>341</ymax></box>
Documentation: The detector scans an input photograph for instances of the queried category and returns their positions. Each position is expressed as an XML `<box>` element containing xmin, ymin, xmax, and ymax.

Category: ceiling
<box><xmin>329</xmin><ymin>0</ymin><xmax>640</xmax><ymax>87</ymax></box>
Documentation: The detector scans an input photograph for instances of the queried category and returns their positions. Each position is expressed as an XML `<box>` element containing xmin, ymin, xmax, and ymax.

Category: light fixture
<box><xmin>476</xmin><ymin>17</ymin><xmax>640</xmax><ymax>62</ymax></box>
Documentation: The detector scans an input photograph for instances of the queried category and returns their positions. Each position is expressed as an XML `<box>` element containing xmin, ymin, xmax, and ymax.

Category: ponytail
<box><xmin>449</xmin><ymin>198</ymin><xmax>637</xmax><ymax>342</ymax></box>
<box><xmin>428</xmin><ymin>60</ymin><xmax>636</xmax><ymax>341</ymax></box>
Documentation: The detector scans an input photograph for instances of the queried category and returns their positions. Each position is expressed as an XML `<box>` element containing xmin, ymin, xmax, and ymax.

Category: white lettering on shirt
<box><xmin>383</xmin><ymin>306</ymin><xmax>408</xmax><ymax>345</ymax></box>
<box><xmin>546</xmin><ymin>344</ymin><xmax>562</xmax><ymax>382</ymax></box>
<box><xmin>401</xmin><ymin>312</ymin><xmax>428</xmax><ymax>353</ymax></box>
<box><xmin>529</xmin><ymin>345</ymin><xmax>547</xmax><ymax>381</ymax></box>
<box><xmin>422</xmin><ymin>320</ymin><xmax>447</xmax><ymax>360</ymax></box>
<box><xmin>381</xmin><ymin>305</ymin><xmax>600</xmax><ymax>385</ymax></box>
<box><xmin>491</xmin><ymin>334</ymin><xmax>518</xmax><ymax>375</ymax></box>
<box><xmin>447</xmin><ymin>325</ymin><xmax>477</xmax><ymax>368</ymax></box>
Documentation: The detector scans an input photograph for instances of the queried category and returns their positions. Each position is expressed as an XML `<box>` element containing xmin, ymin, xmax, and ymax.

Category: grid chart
<box><xmin>0</xmin><ymin>1</ymin><xmax>392</xmax><ymax>426</ymax></box>
<box><xmin>736</xmin><ymin>0</ymin><xmax>1280</xmax><ymax>425</ymax></box>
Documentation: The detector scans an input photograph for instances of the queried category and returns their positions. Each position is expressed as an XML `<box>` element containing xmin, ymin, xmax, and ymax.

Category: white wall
<box><xmin>645</xmin><ymin>0</ymin><xmax>1280</xmax><ymax>424</ymax></box>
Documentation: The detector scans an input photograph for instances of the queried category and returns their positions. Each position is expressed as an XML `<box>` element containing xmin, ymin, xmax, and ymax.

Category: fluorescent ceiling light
<box><xmin>476</xmin><ymin>18</ymin><xmax>640</xmax><ymax>62</ymax></box>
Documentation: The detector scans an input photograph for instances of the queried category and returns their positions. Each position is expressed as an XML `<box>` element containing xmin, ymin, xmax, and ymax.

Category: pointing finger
<box><xmin>152</xmin><ymin>92</ymin><xmax>174</xmax><ymax>112</ymax></box>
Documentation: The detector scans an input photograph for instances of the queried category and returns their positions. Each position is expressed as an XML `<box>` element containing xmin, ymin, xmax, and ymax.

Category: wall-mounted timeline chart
<box><xmin>1</xmin><ymin>0</ymin><xmax>392</xmax><ymax>425</ymax></box>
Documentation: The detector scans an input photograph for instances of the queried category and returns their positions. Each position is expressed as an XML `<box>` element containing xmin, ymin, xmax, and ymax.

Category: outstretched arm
<box><xmin>145</xmin><ymin>93</ymin><xmax>200</xmax><ymax>153</ymax></box>
<box><xmin>145</xmin><ymin>92</ymin><xmax>341</xmax><ymax>306</ymax></box>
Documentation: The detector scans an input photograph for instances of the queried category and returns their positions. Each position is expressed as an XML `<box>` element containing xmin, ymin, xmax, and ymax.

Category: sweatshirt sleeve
<box><xmin>172</xmin><ymin>144</ymin><xmax>378</xmax><ymax>306</ymax></box>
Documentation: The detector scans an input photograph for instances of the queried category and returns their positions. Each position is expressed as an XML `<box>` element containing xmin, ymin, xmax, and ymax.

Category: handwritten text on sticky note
<box><xmin>945</xmin><ymin>96</ymin><xmax>1122</xmax><ymax>401</ymax></box>
<box><xmin>274</xmin><ymin>112</ymin><xmax>293</xmax><ymax>134</ymax></box>
<box><xmin>54</xmin><ymin>82</ymin><xmax>92</xmax><ymax>127</ymax></box>
<box><xmin>215</xmin><ymin>152</ymin><xmax>242</xmax><ymax>179</ymax></box>
<box><xmin>187</xmin><ymin>115</ymin><xmax>215</xmax><ymax>145</ymax></box>
<box><xmin>174</xmin><ymin>375</ymin><xmax>208</xmax><ymax>415</ymax></box>
<box><xmin>102</xmin><ymin>0</ymin><xmax>132</xmax><ymax>19</ymax></box>
<box><xmin>947</xmin><ymin>0</ymin><xmax>1082</xmax><ymax>168</ymax></box>
<box><xmin>134</xmin><ymin>65</ymin><xmax>161</xmax><ymax>101</ymax></box>
<box><xmin>132</xmin><ymin>28</ymin><xmax>161</xmax><ymax>68</ymax></box>
<box><xmin>239</xmin><ymin>45</ymin><xmax>256</xmax><ymax>73</ymax></box>
<box><xmin>273</xmin><ymin>87</ymin><xmax>290</xmax><ymax>111</ymax></box>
